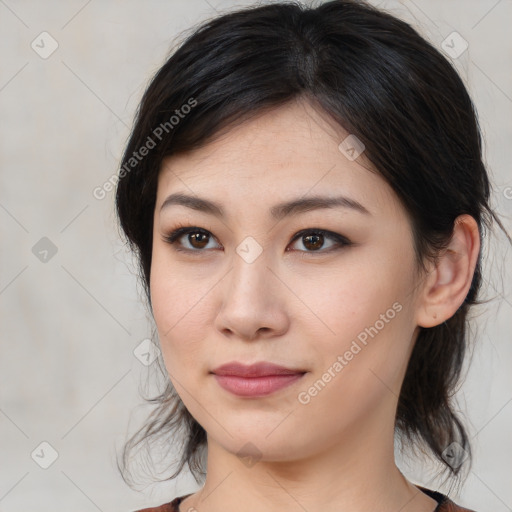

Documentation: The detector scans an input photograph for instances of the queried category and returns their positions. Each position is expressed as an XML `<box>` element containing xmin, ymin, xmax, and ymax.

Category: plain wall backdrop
<box><xmin>0</xmin><ymin>0</ymin><xmax>511</xmax><ymax>511</ymax></box>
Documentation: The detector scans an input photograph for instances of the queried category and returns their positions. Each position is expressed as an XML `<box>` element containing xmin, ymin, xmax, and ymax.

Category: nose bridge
<box><xmin>229</xmin><ymin>235</ymin><xmax>273</xmax><ymax>298</ymax></box>
<box><xmin>214</xmin><ymin>234</ymin><xmax>287</xmax><ymax>339</ymax></box>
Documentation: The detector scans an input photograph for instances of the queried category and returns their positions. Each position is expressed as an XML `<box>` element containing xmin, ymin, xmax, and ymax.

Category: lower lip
<box><xmin>213</xmin><ymin>373</ymin><xmax>305</xmax><ymax>397</ymax></box>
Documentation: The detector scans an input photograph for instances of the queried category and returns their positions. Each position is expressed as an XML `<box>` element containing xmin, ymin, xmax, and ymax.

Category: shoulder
<box><xmin>132</xmin><ymin>502</ymin><xmax>176</xmax><ymax>512</ymax></box>
<box><xmin>134</xmin><ymin>490</ymin><xmax>479</xmax><ymax>512</ymax></box>
<box><xmin>416</xmin><ymin>486</ymin><xmax>477</xmax><ymax>512</ymax></box>
<box><xmin>439</xmin><ymin>498</ymin><xmax>478</xmax><ymax>512</ymax></box>
<box><xmin>132</xmin><ymin>493</ymin><xmax>192</xmax><ymax>512</ymax></box>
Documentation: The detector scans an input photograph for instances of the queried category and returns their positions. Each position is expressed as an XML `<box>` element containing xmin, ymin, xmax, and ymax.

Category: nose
<box><xmin>214</xmin><ymin>245</ymin><xmax>290</xmax><ymax>341</ymax></box>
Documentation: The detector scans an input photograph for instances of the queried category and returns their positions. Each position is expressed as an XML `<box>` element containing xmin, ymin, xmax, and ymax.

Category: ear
<box><xmin>415</xmin><ymin>214</ymin><xmax>481</xmax><ymax>328</ymax></box>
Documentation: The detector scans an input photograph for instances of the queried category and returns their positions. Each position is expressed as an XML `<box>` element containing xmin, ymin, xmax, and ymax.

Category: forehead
<box><xmin>161</xmin><ymin>101</ymin><xmax>345</xmax><ymax>174</ymax></box>
<box><xmin>155</xmin><ymin>101</ymin><xmax>402</xmax><ymax>219</ymax></box>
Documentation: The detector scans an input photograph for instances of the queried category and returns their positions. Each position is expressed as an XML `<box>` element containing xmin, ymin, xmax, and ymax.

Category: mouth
<box><xmin>210</xmin><ymin>361</ymin><xmax>307</xmax><ymax>397</ymax></box>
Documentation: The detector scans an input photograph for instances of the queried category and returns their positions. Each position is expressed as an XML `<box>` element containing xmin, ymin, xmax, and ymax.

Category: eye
<box><xmin>162</xmin><ymin>225</ymin><xmax>352</xmax><ymax>254</ymax></box>
<box><xmin>162</xmin><ymin>225</ymin><xmax>221</xmax><ymax>252</ymax></box>
<box><xmin>287</xmin><ymin>229</ymin><xmax>352</xmax><ymax>253</ymax></box>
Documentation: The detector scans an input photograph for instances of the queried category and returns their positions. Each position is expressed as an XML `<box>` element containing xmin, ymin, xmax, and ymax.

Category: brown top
<box><xmin>133</xmin><ymin>485</ymin><xmax>477</xmax><ymax>512</ymax></box>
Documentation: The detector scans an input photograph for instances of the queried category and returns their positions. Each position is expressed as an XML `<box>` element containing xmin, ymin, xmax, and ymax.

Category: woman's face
<box><xmin>150</xmin><ymin>100</ymin><xmax>425</xmax><ymax>462</ymax></box>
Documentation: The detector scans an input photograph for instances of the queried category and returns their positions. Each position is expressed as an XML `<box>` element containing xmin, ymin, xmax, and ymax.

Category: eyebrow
<box><xmin>159</xmin><ymin>192</ymin><xmax>371</xmax><ymax>219</ymax></box>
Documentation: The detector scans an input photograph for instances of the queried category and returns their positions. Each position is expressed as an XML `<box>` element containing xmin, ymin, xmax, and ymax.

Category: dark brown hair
<box><xmin>115</xmin><ymin>0</ymin><xmax>510</xmax><ymax>493</ymax></box>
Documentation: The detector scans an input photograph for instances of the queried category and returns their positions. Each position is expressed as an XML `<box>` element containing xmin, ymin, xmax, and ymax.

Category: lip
<box><xmin>212</xmin><ymin>361</ymin><xmax>306</xmax><ymax>377</ymax></box>
<box><xmin>211</xmin><ymin>361</ymin><xmax>307</xmax><ymax>397</ymax></box>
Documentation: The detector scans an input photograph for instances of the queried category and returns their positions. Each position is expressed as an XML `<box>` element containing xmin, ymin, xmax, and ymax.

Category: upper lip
<box><xmin>211</xmin><ymin>361</ymin><xmax>306</xmax><ymax>377</ymax></box>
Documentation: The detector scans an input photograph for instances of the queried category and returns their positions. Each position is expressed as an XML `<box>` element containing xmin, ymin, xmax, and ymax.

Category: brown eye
<box><xmin>302</xmin><ymin>233</ymin><xmax>324</xmax><ymax>251</ymax></box>
<box><xmin>163</xmin><ymin>226</ymin><xmax>221</xmax><ymax>252</ymax></box>
<box><xmin>289</xmin><ymin>229</ymin><xmax>351</xmax><ymax>253</ymax></box>
<box><xmin>187</xmin><ymin>231</ymin><xmax>210</xmax><ymax>249</ymax></box>
<box><xmin>164</xmin><ymin>226</ymin><xmax>351</xmax><ymax>255</ymax></box>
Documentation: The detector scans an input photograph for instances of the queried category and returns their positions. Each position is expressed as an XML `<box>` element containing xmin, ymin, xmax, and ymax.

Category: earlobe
<box><xmin>415</xmin><ymin>215</ymin><xmax>480</xmax><ymax>328</ymax></box>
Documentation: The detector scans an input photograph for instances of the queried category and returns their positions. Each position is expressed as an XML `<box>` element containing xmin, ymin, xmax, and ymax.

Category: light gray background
<box><xmin>0</xmin><ymin>0</ymin><xmax>511</xmax><ymax>511</ymax></box>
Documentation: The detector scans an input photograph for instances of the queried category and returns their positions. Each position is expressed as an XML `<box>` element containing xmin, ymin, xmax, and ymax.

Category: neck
<box><xmin>183</xmin><ymin>403</ymin><xmax>438</xmax><ymax>512</ymax></box>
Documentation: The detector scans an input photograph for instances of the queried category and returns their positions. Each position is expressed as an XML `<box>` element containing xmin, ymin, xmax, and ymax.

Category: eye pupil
<box><xmin>303</xmin><ymin>233</ymin><xmax>323</xmax><ymax>251</ymax></box>
<box><xmin>190</xmin><ymin>232</ymin><xmax>209</xmax><ymax>248</ymax></box>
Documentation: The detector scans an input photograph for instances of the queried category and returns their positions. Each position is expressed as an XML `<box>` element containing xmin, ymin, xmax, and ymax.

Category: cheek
<box><xmin>295</xmin><ymin>250</ymin><xmax>416</xmax><ymax>382</ymax></box>
<box><xmin>149</xmin><ymin>257</ymin><xmax>211</xmax><ymax>375</ymax></box>
<box><xmin>289</xmin><ymin>253</ymin><xmax>407</xmax><ymax>341</ymax></box>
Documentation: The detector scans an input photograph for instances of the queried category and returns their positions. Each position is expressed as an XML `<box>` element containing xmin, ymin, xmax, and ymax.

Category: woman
<box><xmin>115</xmin><ymin>1</ymin><xmax>510</xmax><ymax>511</ymax></box>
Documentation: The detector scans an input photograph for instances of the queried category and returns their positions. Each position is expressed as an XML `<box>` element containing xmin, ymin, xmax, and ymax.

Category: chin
<box><xmin>213</xmin><ymin>427</ymin><xmax>302</xmax><ymax>462</ymax></box>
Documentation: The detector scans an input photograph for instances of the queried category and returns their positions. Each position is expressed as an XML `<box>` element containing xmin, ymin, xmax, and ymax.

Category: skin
<box><xmin>150</xmin><ymin>98</ymin><xmax>480</xmax><ymax>512</ymax></box>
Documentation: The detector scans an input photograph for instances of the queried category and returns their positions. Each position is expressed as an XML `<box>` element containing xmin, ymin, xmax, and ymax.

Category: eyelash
<box><xmin>162</xmin><ymin>223</ymin><xmax>353</xmax><ymax>256</ymax></box>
